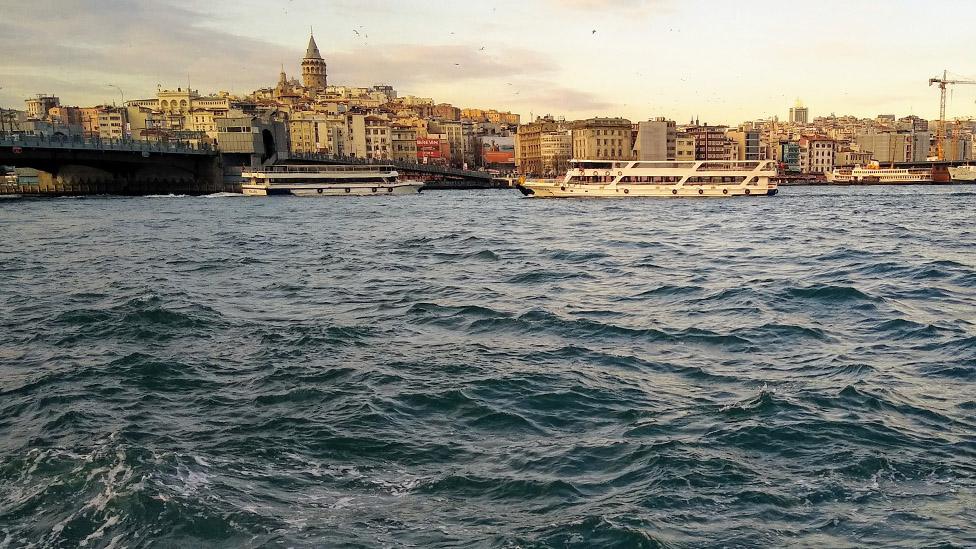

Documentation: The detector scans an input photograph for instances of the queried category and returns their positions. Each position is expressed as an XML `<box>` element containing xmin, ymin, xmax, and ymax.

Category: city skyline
<box><xmin>2</xmin><ymin>0</ymin><xmax>976</xmax><ymax>123</ymax></box>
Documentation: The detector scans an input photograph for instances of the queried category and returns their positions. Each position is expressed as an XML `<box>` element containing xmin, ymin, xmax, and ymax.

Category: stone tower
<box><xmin>302</xmin><ymin>34</ymin><xmax>328</xmax><ymax>91</ymax></box>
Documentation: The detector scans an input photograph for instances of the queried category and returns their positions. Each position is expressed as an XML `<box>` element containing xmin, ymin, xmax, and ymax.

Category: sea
<box><xmin>0</xmin><ymin>186</ymin><xmax>974</xmax><ymax>548</ymax></box>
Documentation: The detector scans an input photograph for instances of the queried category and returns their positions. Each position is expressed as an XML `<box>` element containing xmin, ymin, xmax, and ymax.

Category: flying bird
<box><xmin>353</xmin><ymin>29</ymin><xmax>360</xmax><ymax>36</ymax></box>
<box><xmin>479</xmin><ymin>46</ymin><xmax>485</xmax><ymax>51</ymax></box>
<box><xmin>592</xmin><ymin>29</ymin><xmax>597</xmax><ymax>34</ymax></box>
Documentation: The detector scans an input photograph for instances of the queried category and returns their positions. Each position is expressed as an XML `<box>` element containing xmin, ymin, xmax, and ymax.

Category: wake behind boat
<box><xmin>516</xmin><ymin>159</ymin><xmax>779</xmax><ymax>198</ymax></box>
<box><xmin>242</xmin><ymin>164</ymin><xmax>423</xmax><ymax>196</ymax></box>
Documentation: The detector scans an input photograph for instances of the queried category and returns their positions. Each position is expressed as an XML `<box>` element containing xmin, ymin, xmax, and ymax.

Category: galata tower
<box><xmin>302</xmin><ymin>33</ymin><xmax>328</xmax><ymax>91</ymax></box>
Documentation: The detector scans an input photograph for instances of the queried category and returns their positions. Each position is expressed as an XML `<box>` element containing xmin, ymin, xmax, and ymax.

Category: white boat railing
<box><xmin>245</xmin><ymin>165</ymin><xmax>395</xmax><ymax>174</ymax></box>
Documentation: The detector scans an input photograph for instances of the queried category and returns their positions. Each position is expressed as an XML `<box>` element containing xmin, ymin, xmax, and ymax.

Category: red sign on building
<box><xmin>416</xmin><ymin>138</ymin><xmax>441</xmax><ymax>160</ymax></box>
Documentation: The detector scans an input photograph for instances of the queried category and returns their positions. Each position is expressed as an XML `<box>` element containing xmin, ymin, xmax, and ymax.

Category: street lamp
<box><xmin>107</xmin><ymin>84</ymin><xmax>124</xmax><ymax>106</ymax></box>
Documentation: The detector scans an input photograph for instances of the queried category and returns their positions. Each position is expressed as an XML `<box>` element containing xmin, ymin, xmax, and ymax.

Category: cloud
<box><xmin>553</xmin><ymin>0</ymin><xmax>670</xmax><ymax>12</ymax></box>
<box><xmin>0</xmin><ymin>0</ymin><xmax>616</xmax><ymax>118</ymax></box>
<box><xmin>504</xmin><ymin>79</ymin><xmax>617</xmax><ymax>114</ymax></box>
<box><xmin>328</xmin><ymin>45</ymin><xmax>553</xmax><ymax>87</ymax></box>
<box><xmin>0</xmin><ymin>0</ymin><xmax>293</xmax><ymax>105</ymax></box>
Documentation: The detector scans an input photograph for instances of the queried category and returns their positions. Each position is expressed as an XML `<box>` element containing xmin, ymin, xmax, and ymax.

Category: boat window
<box><xmin>619</xmin><ymin>176</ymin><xmax>681</xmax><ymax>184</ymax></box>
<box><xmin>633</xmin><ymin>162</ymin><xmax>695</xmax><ymax>169</ymax></box>
<box><xmin>697</xmin><ymin>162</ymin><xmax>758</xmax><ymax>171</ymax></box>
<box><xmin>685</xmin><ymin>176</ymin><xmax>747</xmax><ymax>185</ymax></box>
<box><xmin>575</xmin><ymin>161</ymin><xmax>613</xmax><ymax>170</ymax></box>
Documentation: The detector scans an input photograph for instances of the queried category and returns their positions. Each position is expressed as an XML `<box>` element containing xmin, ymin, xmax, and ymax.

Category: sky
<box><xmin>1</xmin><ymin>0</ymin><xmax>976</xmax><ymax>124</ymax></box>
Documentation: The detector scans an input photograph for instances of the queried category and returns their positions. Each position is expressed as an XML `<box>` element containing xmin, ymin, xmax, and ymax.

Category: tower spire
<box><xmin>305</xmin><ymin>33</ymin><xmax>322</xmax><ymax>60</ymax></box>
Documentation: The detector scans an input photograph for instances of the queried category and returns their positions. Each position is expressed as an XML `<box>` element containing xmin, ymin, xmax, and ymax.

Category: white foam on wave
<box><xmin>78</xmin><ymin>514</ymin><xmax>120</xmax><ymax>547</ymax></box>
<box><xmin>201</xmin><ymin>192</ymin><xmax>242</xmax><ymax>198</ymax></box>
<box><xmin>144</xmin><ymin>194</ymin><xmax>187</xmax><ymax>198</ymax></box>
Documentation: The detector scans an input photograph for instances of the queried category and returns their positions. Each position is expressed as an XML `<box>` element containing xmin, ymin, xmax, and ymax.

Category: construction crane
<box><xmin>928</xmin><ymin>70</ymin><xmax>976</xmax><ymax>161</ymax></box>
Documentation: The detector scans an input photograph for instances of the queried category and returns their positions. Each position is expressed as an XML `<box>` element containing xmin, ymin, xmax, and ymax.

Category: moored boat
<box><xmin>516</xmin><ymin>159</ymin><xmax>779</xmax><ymax>198</ymax></box>
<box><xmin>826</xmin><ymin>162</ymin><xmax>950</xmax><ymax>185</ymax></box>
<box><xmin>241</xmin><ymin>164</ymin><xmax>423</xmax><ymax>196</ymax></box>
<box><xmin>949</xmin><ymin>165</ymin><xmax>976</xmax><ymax>182</ymax></box>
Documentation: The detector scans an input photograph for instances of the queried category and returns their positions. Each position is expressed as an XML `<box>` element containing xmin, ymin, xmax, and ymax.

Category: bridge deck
<box><xmin>0</xmin><ymin>135</ymin><xmax>215</xmax><ymax>155</ymax></box>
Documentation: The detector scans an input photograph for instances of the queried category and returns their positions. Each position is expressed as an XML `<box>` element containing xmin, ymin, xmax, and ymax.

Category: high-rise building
<box><xmin>302</xmin><ymin>34</ymin><xmax>328</xmax><ymax>91</ymax></box>
<box><xmin>789</xmin><ymin>100</ymin><xmax>809</xmax><ymax>124</ymax></box>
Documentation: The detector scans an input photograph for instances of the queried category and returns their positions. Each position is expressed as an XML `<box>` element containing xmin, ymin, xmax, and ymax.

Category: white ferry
<box><xmin>950</xmin><ymin>165</ymin><xmax>976</xmax><ymax>182</ymax></box>
<box><xmin>826</xmin><ymin>162</ymin><xmax>948</xmax><ymax>184</ymax></box>
<box><xmin>241</xmin><ymin>165</ymin><xmax>423</xmax><ymax>196</ymax></box>
<box><xmin>515</xmin><ymin>159</ymin><xmax>778</xmax><ymax>198</ymax></box>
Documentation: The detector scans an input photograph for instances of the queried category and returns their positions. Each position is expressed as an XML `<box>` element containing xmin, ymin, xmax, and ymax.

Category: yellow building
<box><xmin>515</xmin><ymin>117</ymin><xmax>563</xmax><ymax>175</ymax></box>
<box><xmin>391</xmin><ymin>126</ymin><xmax>418</xmax><ymax>162</ymax></box>
<box><xmin>364</xmin><ymin>116</ymin><xmax>391</xmax><ymax>160</ymax></box>
<box><xmin>571</xmin><ymin>117</ymin><xmax>633</xmax><ymax>160</ymax></box>
<box><xmin>675</xmin><ymin>133</ymin><xmax>696</xmax><ymax>162</ymax></box>
<box><xmin>540</xmin><ymin>130</ymin><xmax>572</xmax><ymax>176</ymax></box>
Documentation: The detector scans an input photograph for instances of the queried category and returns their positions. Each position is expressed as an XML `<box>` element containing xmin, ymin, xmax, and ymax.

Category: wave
<box><xmin>785</xmin><ymin>284</ymin><xmax>879</xmax><ymax>303</ymax></box>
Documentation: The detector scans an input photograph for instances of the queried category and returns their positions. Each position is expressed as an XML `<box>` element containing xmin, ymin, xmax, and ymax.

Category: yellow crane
<box><xmin>928</xmin><ymin>70</ymin><xmax>976</xmax><ymax>160</ymax></box>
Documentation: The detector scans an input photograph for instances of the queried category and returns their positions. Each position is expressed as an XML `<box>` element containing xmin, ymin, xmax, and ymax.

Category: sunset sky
<box><xmin>2</xmin><ymin>0</ymin><xmax>975</xmax><ymax>123</ymax></box>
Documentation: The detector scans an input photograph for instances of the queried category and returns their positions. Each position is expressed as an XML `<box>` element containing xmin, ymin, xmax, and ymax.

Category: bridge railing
<box><xmin>0</xmin><ymin>133</ymin><xmax>214</xmax><ymax>155</ymax></box>
<box><xmin>289</xmin><ymin>152</ymin><xmax>493</xmax><ymax>179</ymax></box>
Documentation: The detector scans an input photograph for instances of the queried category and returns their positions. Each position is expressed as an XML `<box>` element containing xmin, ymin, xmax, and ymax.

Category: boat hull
<box><xmin>243</xmin><ymin>182</ymin><xmax>423</xmax><ymax>196</ymax></box>
<box><xmin>518</xmin><ymin>182</ymin><xmax>777</xmax><ymax>198</ymax></box>
<box><xmin>950</xmin><ymin>167</ymin><xmax>976</xmax><ymax>182</ymax></box>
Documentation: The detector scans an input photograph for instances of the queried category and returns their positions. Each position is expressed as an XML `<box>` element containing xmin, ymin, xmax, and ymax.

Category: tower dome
<box><xmin>302</xmin><ymin>34</ymin><xmax>328</xmax><ymax>91</ymax></box>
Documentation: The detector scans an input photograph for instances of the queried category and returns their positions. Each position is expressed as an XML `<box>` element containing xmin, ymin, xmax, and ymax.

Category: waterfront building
<box><xmin>835</xmin><ymin>147</ymin><xmax>873</xmax><ymax>167</ymax></box>
<box><xmin>633</xmin><ymin>118</ymin><xmax>676</xmax><ymax>161</ymax></box>
<box><xmin>799</xmin><ymin>136</ymin><xmax>835</xmax><ymax>174</ymax></box>
<box><xmin>364</xmin><ymin>115</ymin><xmax>391</xmax><ymax>160</ymax></box>
<box><xmin>539</xmin><ymin>130</ymin><xmax>572</xmax><ymax>176</ymax></box>
<box><xmin>391</xmin><ymin>126</ymin><xmax>418</xmax><ymax>162</ymax></box>
<box><xmin>516</xmin><ymin>117</ymin><xmax>563</xmax><ymax>175</ymax></box>
<box><xmin>302</xmin><ymin>34</ymin><xmax>328</xmax><ymax>92</ymax></box>
<box><xmin>344</xmin><ymin>113</ymin><xmax>367</xmax><ymax>159</ymax></box>
<box><xmin>943</xmin><ymin>137</ymin><xmax>972</xmax><ymax>162</ymax></box>
<box><xmin>686</xmin><ymin>124</ymin><xmax>734</xmax><ymax>161</ymax></box>
<box><xmin>779</xmin><ymin>141</ymin><xmax>802</xmax><ymax>172</ymax></box>
<box><xmin>728</xmin><ymin>127</ymin><xmax>763</xmax><ymax>161</ymax></box>
<box><xmin>675</xmin><ymin>133</ymin><xmax>696</xmax><ymax>162</ymax></box>
<box><xmin>572</xmin><ymin>117</ymin><xmax>633</xmax><ymax>161</ymax></box>
<box><xmin>429</xmin><ymin>120</ymin><xmax>465</xmax><ymax>167</ymax></box>
<box><xmin>855</xmin><ymin>131</ymin><xmax>931</xmax><ymax>163</ymax></box>
<box><xmin>288</xmin><ymin>114</ymin><xmax>331</xmax><ymax>154</ymax></box>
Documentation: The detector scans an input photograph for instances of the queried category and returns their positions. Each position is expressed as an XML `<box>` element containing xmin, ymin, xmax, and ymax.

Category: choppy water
<box><xmin>1</xmin><ymin>187</ymin><xmax>975</xmax><ymax>548</ymax></box>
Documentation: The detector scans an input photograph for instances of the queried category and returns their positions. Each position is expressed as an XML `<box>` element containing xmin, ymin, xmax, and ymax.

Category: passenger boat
<box><xmin>241</xmin><ymin>164</ymin><xmax>423</xmax><ymax>196</ymax></box>
<box><xmin>516</xmin><ymin>159</ymin><xmax>778</xmax><ymax>198</ymax></box>
<box><xmin>949</xmin><ymin>165</ymin><xmax>976</xmax><ymax>182</ymax></box>
<box><xmin>826</xmin><ymin>162</ymin><xmax>950</xmax><ymax>184</ymax></box>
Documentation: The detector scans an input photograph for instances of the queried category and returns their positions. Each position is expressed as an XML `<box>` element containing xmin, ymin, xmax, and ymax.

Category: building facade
<box><xmin>572</xmin><ymin>117</ymin><xmax>633</xmax><ymax>160</ymax></box>
<box><xmin>633</xmin><ymin>118</ymin><xmax>676</xmax><ymax>161</ymax></box>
